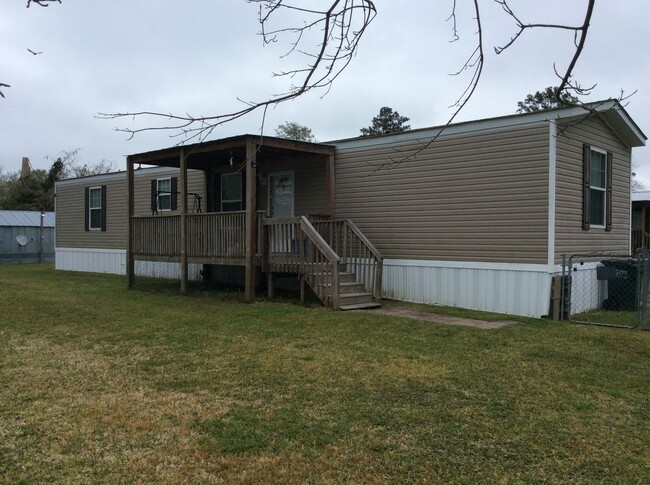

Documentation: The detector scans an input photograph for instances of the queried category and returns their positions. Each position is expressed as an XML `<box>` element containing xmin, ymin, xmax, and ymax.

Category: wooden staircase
<box><xmin>266</xmin><ymin>216</ymin><xmax>383</xmax><ymax>311</ymax></box>
<box><xmin>306</xmin><ymin>264</ymin><xmax>381</xmax><ymax>311</ymax></box>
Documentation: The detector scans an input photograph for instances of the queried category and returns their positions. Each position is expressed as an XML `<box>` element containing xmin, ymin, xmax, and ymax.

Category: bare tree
<box><xmin>98</xmin><ymin>1</ymin><xmax>603</xmax><ymax>149</ymax></box>
<box><xmin>8</xmin><ymin>1</ymin><xmax>618</xmax><ymax>153</ymax></box>
<box><xmin>99</xmin><ymin>1</ymin><xmax>377</xmax><ymax>143</ymax></box>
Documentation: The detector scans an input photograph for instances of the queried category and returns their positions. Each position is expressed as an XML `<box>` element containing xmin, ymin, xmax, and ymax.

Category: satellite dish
<box><xmin>16</xmin><ymin>235</ymin><xmax>33</xmax><ymax>247</ymax></box>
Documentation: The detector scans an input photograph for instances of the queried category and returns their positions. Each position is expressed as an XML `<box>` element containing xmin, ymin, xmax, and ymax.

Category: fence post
<box><xmin>560</xmin><ymin>254</ymin><xmax>567</xmax><ymax>320</ymax></box>
<box><xmin>642</xmin><ymin>251</ymin><xmax>650</xmax><ymax>330</ymax></box>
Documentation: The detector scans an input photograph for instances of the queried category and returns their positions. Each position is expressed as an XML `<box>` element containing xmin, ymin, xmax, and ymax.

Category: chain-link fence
<box><xmin>561</xmin><ymin>251</ymin><xmax>650</xmax><ymax>329</ymax></box>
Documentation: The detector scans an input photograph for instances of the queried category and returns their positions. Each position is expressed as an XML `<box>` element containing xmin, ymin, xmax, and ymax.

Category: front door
<box><xmin>268</xmin><ymin>172</ymin><xmax>294</xmax><ymax>218</ymax></box>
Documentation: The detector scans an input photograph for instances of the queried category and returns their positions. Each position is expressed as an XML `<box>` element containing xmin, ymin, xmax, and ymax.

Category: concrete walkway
<box><xmin>363</xmin><ymin>306</ymin><xmax>518</xmax><ymax>329</ymax></box>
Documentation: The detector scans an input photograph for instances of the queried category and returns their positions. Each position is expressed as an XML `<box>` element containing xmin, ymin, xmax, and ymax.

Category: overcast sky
<box><xmin>1</xmin><ymin>1</ymin><xmax>649</xmax><ymax>183</ymax></box>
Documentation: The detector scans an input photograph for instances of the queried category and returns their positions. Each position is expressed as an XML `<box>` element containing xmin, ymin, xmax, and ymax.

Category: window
<box><xmin>589</xmin><ymin>148</ymin><xmax>607</xmax><ymax>227</ymax></box>
<box><xmin>157</xmin><ymin>177</ymin><xmax>172</xmax><ymax>211</ymax></box>
<box><xmin>85</xmin><ymin>185</ymin><xmax>106</xmax><ymax>231</ymax></box>
<box><xmin>221</xmin><ymin>173</ymin><xmax>243</xmax><ymax>211</ymax></box>
<box><xmin>582</xmin><ymin>144</ymin><xmax>612</xmax><ymax>231</ymax></box>
<box><xmin>150</xmin><ymin>177</ymin><xmax>177</xmax><ymax>214</ymax></box>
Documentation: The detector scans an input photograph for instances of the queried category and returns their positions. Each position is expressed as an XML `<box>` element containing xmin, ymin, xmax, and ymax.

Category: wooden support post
<box><xmin>267</xmin><ymin>272</ymin><xmax>274</xmax><ymax>299</ymax></box>
<box><xmin>550</xmin><ymin>275</ymin><xmax>563</xmax><ymax>321</ymax></box>
<box><xmin>245</xmin><ymin>138</ymin><xmax>257</xmax><ymax>302</ymax></box>
<box><xmin>325</xmin><ymin>153</ymin><xmax>335</xmax><ymax>220</ymax></box>
<box><xmin>126</xmin><ymin>157</ymin><xmax>135</xmax><ymax>288</ymax></box>
<box><xmin>300</xmin><ymin>274</ymin><xmax>306</xmax><ymax>304</ymax></box>
<box><xmin>180</xmin><ymin>148</ymin><xmax>188</xmax><ymax>294</ymax></box>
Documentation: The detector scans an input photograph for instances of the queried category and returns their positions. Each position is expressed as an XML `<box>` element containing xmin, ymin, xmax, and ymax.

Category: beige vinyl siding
<box><xmin>334</xmin><ymin>123</ymin><xmax>550</xmax><ymax>263</ymax></box>
<box><xmin>56</xmin><ymin>176</ymin><xmax>127</xmax><ymax>250</ymax></box>
<box><xmin>56</xmin><ymin>169</ymin><xmax>205</xmax><ymax>250</ymax></box>
<box><xmin>554</xmin><ymin>116</ymin><xmax>631</xmax><ymax>261</ymax></box>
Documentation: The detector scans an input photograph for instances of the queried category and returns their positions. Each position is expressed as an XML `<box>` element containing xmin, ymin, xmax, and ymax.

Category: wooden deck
<box><xmin>130</xmin><ymin>212</ymin><xmax>382</xmax><ymax>309</ymax></box>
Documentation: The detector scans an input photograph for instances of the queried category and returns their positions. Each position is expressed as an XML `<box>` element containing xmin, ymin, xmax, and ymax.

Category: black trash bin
<box><xmin>599</xmin><ymin>259</ymin><xmax>639</xmax><ymax>311</ymax></box>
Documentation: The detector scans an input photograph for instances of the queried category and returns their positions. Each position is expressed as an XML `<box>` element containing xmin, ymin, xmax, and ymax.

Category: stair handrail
<box><xmin>299</xmin><ymin>216</ymin><xmax>341</xmax><ymax>309</ymax></box>
<box><xmin>300</xmin><ymin>216</ymin><xmax>340</xmax><ymax>262</ymax></box>
<box><xmin>345</xmin><ymin>219</ymin><xmax>383</xmax><ymax>301</ymax></box>
<box><xmin>345</xmin><ymin>220</ymin><xmax>383</xmax><ymax>262</ymax></box>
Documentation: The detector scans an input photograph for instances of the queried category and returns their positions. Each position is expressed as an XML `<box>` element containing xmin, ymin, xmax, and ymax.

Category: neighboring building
<box><xmin>54</xmin><ymin>100</ymin><xmax>646</xmax><ymax>317</ymax></box>
<box><xmin>631</xmin><ymin>191</ymin><xmax>650</xmax><ymax>252</ymax></box>
<box><xmin>0</xmin><ymin>210</ymin><xmax>55</xmax><ymax>264</ymax></box>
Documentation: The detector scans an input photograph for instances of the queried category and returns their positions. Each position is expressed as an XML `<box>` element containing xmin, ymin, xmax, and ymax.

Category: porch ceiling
<box><xmin>127</xmin><ymin>134</ymin><xmax>335</xmax><ymax>170</ymax></box>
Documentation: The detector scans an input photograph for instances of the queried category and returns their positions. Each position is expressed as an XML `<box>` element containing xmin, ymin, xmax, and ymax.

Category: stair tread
<box><xmin>340</xmin><ymin>291</ymin><xmax>373</xmax><ymax>298</ymax></box>
<box><xmin>340</xmin><ymin>302</ymin><xmax>382</xmax><ymax>311</ymax></box>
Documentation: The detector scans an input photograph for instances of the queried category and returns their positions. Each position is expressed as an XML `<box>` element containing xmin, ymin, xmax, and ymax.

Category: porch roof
<box><xmin>127</xmin><ymin>134</ymin><xmax>335</xmax><ymax>170</ymax></box>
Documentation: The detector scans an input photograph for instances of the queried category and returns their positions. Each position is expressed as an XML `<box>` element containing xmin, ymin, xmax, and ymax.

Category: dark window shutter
<box><xmin>100</xmin><ymin>185</ymin><xmax>107</xmax><ymax>231</ymax></box>
<box><xmin>606</xmin><ymin>152</ymin><xmax>613</xmax><ymax>232</ymax></box>
<box><xmin>84</xmin><ymin>187</ymin><xmax>89</xmax><ymax>231</ymax></box>
<box><xmin>150</xmin><ymin>180</ymin><xmax>157</xmax><ymax>214</ymax></box>
<box><xmin>213</xmin><ymin>174</ymin><xmax>222</xmax><ymax>212</ymax></box>
<box><xmin>582</xmin><ymin>144</ymin><xmax>591</xmax><ymax>230</ymax></box>
<box><xmin>171</xmin><ymin>177</ymin><xmax>178</xmax><ymax>211</ymax></box>
<box><xmin>241</xmin><ymin>172</ymin><xmax>246</xmax><ymax>211</ymax></box>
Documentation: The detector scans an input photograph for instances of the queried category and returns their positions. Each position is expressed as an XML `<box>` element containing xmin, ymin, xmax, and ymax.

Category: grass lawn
<box><xmin>1</xmin><ymin>265</ymin><xmax>649</xmax><ymax>483</ymax></box>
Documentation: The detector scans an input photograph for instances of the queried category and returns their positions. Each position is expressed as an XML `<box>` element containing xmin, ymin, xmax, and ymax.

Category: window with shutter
<box><xmin>157</xmin><ymin>177</ymin><xmax>172</xmax><ymax>211</ymax></box>
<box><xmin>87</xmin><ymin>186</ymin><xmax>103</xmax><ymax>230</ymax></box>
<box><xmin>583</xmin><ymin>145</ymin><xmax>612</xmax><ymax>230</ymax></box>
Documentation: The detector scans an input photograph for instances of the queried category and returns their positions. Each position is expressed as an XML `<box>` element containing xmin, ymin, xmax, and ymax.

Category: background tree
<box><xmin>275</xmin><ymin>122</ymin><xmax>316</xmax><ymax>142</ymax></box>
<box><xmin>360</xmin><ymin>107</ymin><xmax>411</xmax><ymax>136</ymax></box>
<box><xmin>0</xmin><ymin>149</ymin><xmax>114</xmax><ymax>211</ymax></box>
<box><xmin>517</xmin><ymin>86</ymin><xmax>579</xmax><ymax>113</ymax></box>
<box><xmin>632</xmin><ymin>161</ymin><xmax>646</xmax><ymax>191</ymax></box>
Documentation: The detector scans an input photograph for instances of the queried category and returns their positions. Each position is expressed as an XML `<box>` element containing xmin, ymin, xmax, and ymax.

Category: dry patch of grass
<box><xmin>1</xmin><ymin>265</ymin><xmax>650</xmax><ymax>483</ymax></box>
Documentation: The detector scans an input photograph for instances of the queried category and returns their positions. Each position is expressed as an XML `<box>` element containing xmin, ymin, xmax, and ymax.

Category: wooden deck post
<box><xmin>180</xmin><ymin>148</ymin><xmax>188</xmax><ymax>294</ymax></box>
<box><xmin>325</xmin><ymin>153</ymin><xmax>335</xmax><ymax>219</ymax></box>
<box><xmin>126</xmin><ymin>156</ymin><xmax>135</xmax><ymax>289</ymax></box>
<box><xmin>245</xmin><ymin>138</ymin><xmax>257</xmax><ymax>302</ymax></box>
<box><xmin>267</xmin><ymin>272</ymin><xmax>274</xmax><ymax>299</ymax></box>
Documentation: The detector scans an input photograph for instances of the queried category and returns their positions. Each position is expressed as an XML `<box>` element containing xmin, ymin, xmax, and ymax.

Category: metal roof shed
<box><xmin>0</xmin><ymin>210</ymin><xmax>55</xmax><ymax>264</ymax></box>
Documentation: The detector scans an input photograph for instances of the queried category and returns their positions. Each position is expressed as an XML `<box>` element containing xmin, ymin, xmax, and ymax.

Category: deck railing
<box><xmin>264</xmin><ymin>216</ymin><xmax>341</xmax><ymax>308</ymax></box>
<box><xmin>312</xmin><ymin>219</ymin><xmax>383</xmax><ymax>301</ymax></box>
<box><xmin>132</xmin><ymin>211</ymin><xmax>264</xmax><ymax>262</ymax></box>
<box><xmin>132</xmin><ymin>215</ymin><xmax>180</xmax><ymax>259</ymax></box>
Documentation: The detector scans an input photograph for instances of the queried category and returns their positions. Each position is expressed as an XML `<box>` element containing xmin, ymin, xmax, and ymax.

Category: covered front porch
<box><xmin>125</xmin><ymin>135</ymin><xmax>382</xmax><ymax>309</ymax></box>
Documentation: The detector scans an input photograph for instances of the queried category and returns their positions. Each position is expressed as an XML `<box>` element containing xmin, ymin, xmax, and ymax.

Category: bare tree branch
<box><xmin>0</xmin><ymin>83</ymin><xmax>10</xmax><ymax>99</ymax></box>
<box><xmin>98</xmin><ymin>0</ymin><xmax>377</xmax><ymax>144</ymax></box>
<box><xmin>368</xmin><ymin>0</ymin><xmax>484</xmax><ymax>171</ymax></box>
<box><xmin>26</xmin><ymin>0</ymin><xmax>61</xmax><ymax>7</ymax></box>
<box><xmin>495</xmin><ymin>0</ymin><xmax>596</xmax><ymax>102</ymax></box>
<box><xmin>0</xmin><ymin>0</ymin><xmax>62</xmax><ymax>98</ymax></box>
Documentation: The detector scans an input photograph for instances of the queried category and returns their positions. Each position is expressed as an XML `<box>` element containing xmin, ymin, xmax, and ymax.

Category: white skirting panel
<box><xmin>382</xmin><ymin>259</ymin><xmax>554</xmax><ymax>318</ymax></box>
<box><xmin>56</xmin><ymin>247</ymin><xmax>126</xmax><ymax>274</ymax></box>
<box><xmin>55</xmin><ymin>247</ymin><xmax>202</xmax><ymax>281</ymax></box>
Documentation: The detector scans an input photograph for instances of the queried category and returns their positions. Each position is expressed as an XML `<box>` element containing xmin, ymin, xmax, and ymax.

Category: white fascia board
<box><xmin>56</xmin><ymin>247</ymin><xmax>126</xmax><ymax>254</ymax></box>
<box><xmin>332</xmin><ymin>100</ymin><xmax>645</xmax><ymax>152</ymax></box>
<box><xmin>55</xmin><ymin>166</ymin><xmax>188</xmax><ymax>188</ymax></box>
<box><xmin>548</xmin><ymin>120</ymin><xmax>557</xmax><ymax>269</ymax></box>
